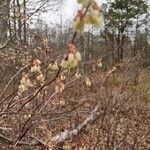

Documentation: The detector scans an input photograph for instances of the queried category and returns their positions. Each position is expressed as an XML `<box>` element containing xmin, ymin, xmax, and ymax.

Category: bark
<box><xmin>16</xmin><ymin>0</ymin><xmax>22</xmax><ymax>41</ymax></box>
<box><xmin>51</xmin><ymin>105</ymin><xmax>100</xmax><ymax>145</ymax></box>
<box><xmin>0</xmin><ymin>0</ymin><xmax>10</xmax><ymax>46</ymax></box>
<box><xmin>23</xmin><ymin>0</ymin><xmax>27</xmax><ymax>44</ymax></box>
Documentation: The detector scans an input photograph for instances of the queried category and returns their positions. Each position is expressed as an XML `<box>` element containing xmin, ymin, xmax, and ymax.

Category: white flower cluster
<box><xmin>30</xmin><ymin>59</ymin><xmax>45</xmax><ymax>85</ymax></box>
<box><xmin>31</xmin><ymin>59</ymin><xmax>41</xmax><ymax>73</ymax></box>
<box><xmin>61</xmin><ymin>44</ymin><xmax>81</xmax><ymax>70</ymax></box>
<box><xmin>48</xmin><ymin>61</ymin><xmax>58</xmax><ymax>72</ymax></box>
<box><xmin>73</xmin><ymin>0</ymin><xmax>103</xmax><ymax>32</ymax></box>
<box><xmin>36</xmin><ymin>71</ymin><xmax>45</xmax><ymax>85</ymax></box>
<box><xmin>17</xmin><ymin>59</ymin><xmax>46</xmax><ymax>97</ymax></box>
<box><xmin>18</xmin><ymin>73</ymin><xmax>32</xmax><ymax>94</ymax></box>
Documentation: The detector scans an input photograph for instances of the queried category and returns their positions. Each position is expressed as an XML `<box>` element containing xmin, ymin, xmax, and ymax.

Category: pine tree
<box><xmin>105</xmin><ymin>0</ymin><xmax>148</xmax><ymax>62</ymax></box>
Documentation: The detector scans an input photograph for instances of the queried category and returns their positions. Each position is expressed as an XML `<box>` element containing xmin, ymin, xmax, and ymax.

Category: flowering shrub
<box><xmin>31</xmin><ymin>59</ymin><xmax>41</xmax><ymax>73</ymax></box>
<box><xmin>18</xmin><ymin>73</ymin><xmax>32</xmax><ymax>94</ymax></box>
<box><xmin>0</xmin><ymin>1</ymin><xmax>149</xmax><ymax>150</ymax></box>
<box><xmin>14</xmin><ymin>0</ymin><xmax>103</xmax><ymax>98</ymax></box>
<box><xmin>0</xmin><ymin>0</ymin><xmax>108</xmax><ymax>149</ymax></box>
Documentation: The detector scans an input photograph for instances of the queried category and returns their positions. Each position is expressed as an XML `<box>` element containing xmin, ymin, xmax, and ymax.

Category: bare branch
<box><xmin>51</xmin><ymin>105</ymin><xmax>101</xmax><ymax>146</ymax></box>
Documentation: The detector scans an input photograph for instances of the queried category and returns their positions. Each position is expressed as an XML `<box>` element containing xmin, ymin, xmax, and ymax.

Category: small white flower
<box><xmin>55</xmin><ymin>84</ymin><xmax>65</xmax><ymax>93</ymax></box>
<box><xmin>18</xmin><ymin>84</ymin><xmax>27</xmax><ymax>93</ymax></box>
<box><xmin>97</xmin><ymin>59</ymin><xmax>102</xmax><ymax>67</ymax></box>
<box><xmin>37</xmin><ymin>73</ymin><xmax>45</xmax><ymax>83</ymax></box>
<box><xmin>26</xmin><ymin>79</ymin><xmax>33</xmax><ymax>87</ymax></box>
<box><xmin>31</xmin><ymin>66</ymin><xmax>40</xmax><ymax>73</ymax></box>
<box><xmin>85</xmin><ymin>77</ymin><xmax>92</xmax><ymax>87</ymax></box>
<box><xmin>20</xmin><ymin>77</ymin><xmax>26</xmax><ymax>85</ymax></box>
<box><xmin>75</xmin><ymin>72</ymin><xmax>81</xmax><ymax>78</ymax></box>
<box><xmin>36</xmin><ymin>59</ymin><xmax>41</xmax><ymax>64</ymax></box>
<box><xmin>60</xmin><ymin>73</ymin><xmax>66</xmax><ymax>81</ymax></box>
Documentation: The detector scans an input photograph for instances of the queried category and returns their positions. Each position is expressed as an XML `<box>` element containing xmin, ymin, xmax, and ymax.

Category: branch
<box><xmin>0</xmin><ymin>105</ymin><xmax>101</xmax><ymax>149</ymax></box>
<box><xmin>0</xmin><ymin>134</ymin><xmax>44</xmax><ymax>147</ymax></box>
<box><xmin>0</xmin><ymin>105</ymin><xmax>101</xmax><ymax>148</ymax></box>
<box><xmin>51</xmin><ymin>105</ymin><xmax>101</xmax><ymax>147</ymax></box>
<box><xmin>0</xmin><ymin>63</ymin><xmax>29</xmax><ymax>100</ymax></box>
<box><xmin>0</xmin><ymin>127</ymin><xmax>12</xmax><ymax>131</ymax></box>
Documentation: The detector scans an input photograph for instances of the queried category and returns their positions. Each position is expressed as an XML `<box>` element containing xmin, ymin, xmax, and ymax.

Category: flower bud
<box><xmin>60</xmin><ymin>73</ymin><xmax>66</xmax><ymax>81</ymax></box>
<box><xmin>60</xmin><ymin>100</ymin><xmax>65</xmax><ymax>106</ymax></box>
<box><xmin>69</xmin><ymin>44</ymin><xmax>77</xmax><ymax>54</ymax></box>
<box><xmin>55</xmin><ymin>82</ymin><xmax>65</xmax><ymax>93</ymax></box>
<box><xmin>20</xmin><ymin>77</ymin><xmax>26</xmax><ymax>85</ymax></box>
<box><xmin>37</xmin><ymin>72</ymin><xmax>45</xmax><ymax>83</ymax></box>
<box><xmin>36</xmin><ymin>59</ymin><xmax>41</xmax><ymax>65</ymax></box>
<box><xmin>97</xmin><ymin>59</ymin><xmax>102</xmax><ymax>67</ymax></box>
<box><xmin>85</xmin><ymin>77</ymin><xmax>92</xmax><ymax>87</ymax></box>
<box><xmin>75</xmin><ymin>71</ymin><xmax>81</xmax><ymax>78</ymax></box>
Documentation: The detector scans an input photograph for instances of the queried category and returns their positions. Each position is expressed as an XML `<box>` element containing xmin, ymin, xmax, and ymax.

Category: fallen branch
<box><xmin>0</xmin><ymin>127</ymin><xmax>12</xmax><ymax>131</ymax></box>
<box><xmin>0</xmin><ymin>105</ymin><xmax>101</xmax><ymax>149</ymax></box>
<box><xmin>51</xmin><ymin>105</ymin><xmax>101</xmax><ymax>147</ymax></box>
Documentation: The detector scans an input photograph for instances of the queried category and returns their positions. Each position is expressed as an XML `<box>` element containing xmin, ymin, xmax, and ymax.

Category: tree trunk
<box><xmin>23</xmin><ymin>0</ymin><xmax>27</xmax><ymax>44</ymax></box>
<box><xmin>120</xmin><ymin>35</ymin><xmax>125</xmax><ymax>61</ymax></box>
<box><xmin>117</xmin><ymin>33</ymin><xmax>121</xmax><ymax>63</ymax></box>
<box><xmin>13</xmin><ymin>0</ymin><xmax>17</xmax><ymax>37</ymax></box>
<box><xmin>16</xmin><ymin>0</ymin><xmax>22</xmax><ymax>42</ymax></box>
<box><xmin>0</xmin><ymin>0</ymin><xmax>10</xmax><ymax>46</ymax></box>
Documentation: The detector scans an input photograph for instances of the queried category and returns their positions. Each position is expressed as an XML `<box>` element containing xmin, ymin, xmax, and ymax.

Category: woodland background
<box><xmin>0</xmin><ymin>0</ymin><xmax>150</xmax><ymax>149</ymax></box>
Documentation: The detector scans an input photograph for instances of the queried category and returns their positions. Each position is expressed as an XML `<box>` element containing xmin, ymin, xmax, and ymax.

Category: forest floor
<box><xmin>0</xmin><ymin>67</ymin><xmax>150</xmax><ymax>149</ymax></box>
